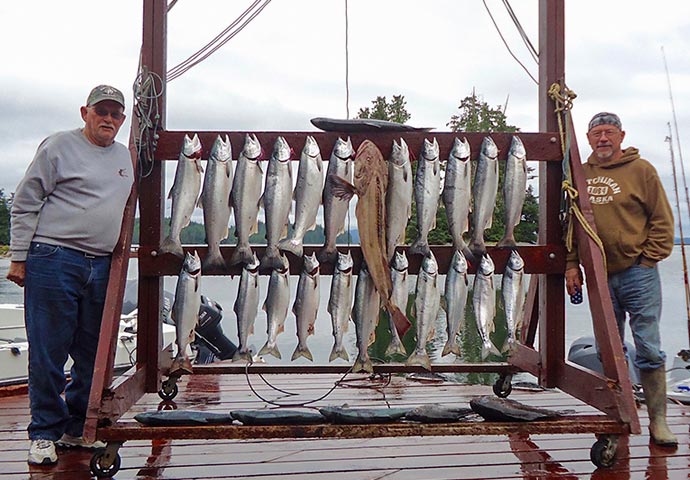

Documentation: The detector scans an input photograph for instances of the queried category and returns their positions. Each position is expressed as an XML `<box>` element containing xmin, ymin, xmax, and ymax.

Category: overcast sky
<box><xmin>2</xmin><ymin>1</ymin><xmax>690</xmax><ymax>232</ymax></box>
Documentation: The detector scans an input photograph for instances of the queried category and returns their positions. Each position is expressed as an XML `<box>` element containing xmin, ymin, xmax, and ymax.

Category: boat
<box><xmin>0</xmin><ymin>303</ymin><xmax>176</xmax><ymax>386</ymax></box>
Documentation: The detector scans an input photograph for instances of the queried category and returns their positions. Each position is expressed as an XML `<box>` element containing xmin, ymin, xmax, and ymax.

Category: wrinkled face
<box><xmin>587</xmin><ymin>124</ymin><xmax>625</xmax><ymax>163</ymax></box>
<box><xmin>80</xmin><ymin>100</ymin><xmax>126</xmax><ymax>147</ymax></box>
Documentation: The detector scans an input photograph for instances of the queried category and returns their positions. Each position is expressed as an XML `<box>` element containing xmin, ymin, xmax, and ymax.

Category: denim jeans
<box><xmin>607</xmin><ymin>264</ymin><xmax>666</xmax><ymax>371</ymax></box>
<box><xmin>24</xmin><ymin>242</ymin><xmax>111</xmax><ymax>441</ymax></box>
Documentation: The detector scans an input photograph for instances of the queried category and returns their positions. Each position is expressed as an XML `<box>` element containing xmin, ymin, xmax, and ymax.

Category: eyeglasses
<box><xmin>588</xmin><ymin>129</ymin><xmax>620</xmax><ymax>139</ymax></box>
<box><xmin>91</xmin><ymin>105</ymin><xmax>125</xmax><ymax>121</ymax></box>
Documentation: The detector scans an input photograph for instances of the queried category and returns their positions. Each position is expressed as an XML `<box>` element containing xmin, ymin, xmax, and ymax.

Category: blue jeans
<box><xmin>24</xmin><ymin>242</ymin><xmax>111</xmax><ymax>441</ymax></box>
<box><xmin>607</xmin><ymin>264</ymin><xmax>666</xmax><ymax>371</ymax></box>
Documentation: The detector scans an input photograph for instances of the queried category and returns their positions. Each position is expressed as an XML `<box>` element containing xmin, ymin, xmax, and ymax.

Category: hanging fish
<box><xmin>387</xmin><ymin>251</ymin><xmax>409</xmax><ymax>357</ymax></box>
<box><xmin>443</xmin><ymin>249</ymin><xmax>469</xmax><ymax>357</ymax></box>
<box><xmin>199</xmin><ymin>135</ymin><xmax>233</xmax><ymax>272</ymax></box>
<box><xmin>229</xmin><ymin>134</ymin><xmax>263</xmax><ymax>266</ymax></box>
<box><xmin>406</xmin><ymin>252</ymin><xmax>440</xmax><ymax>370</ymax></box>
<box><xmin>410</xmin><ymin>138</ymin><xmax>441</xmax><ymax>257</ymax></box>
<box><xmin>292</xmin><ymin>253</ymin><xmax>320</xmax><ymax>361</ymax></box>
<box><xmin>259</xmin><ymin>254</ymin><xmax>290</xmax><ymax>359</ymax></box>
<box><xmin>501</xmin><ymin>249</ymin><xmax>525</xmax><ymax>353</ymax></box>
<box><xmin>442</xmin><ymin>137</ymin><xmax>472</xmax><ymax>257</ymax></box>
<box><xmin>233</xmin><ymin>252</ymin><xmax>260</xmax><ymax>361</ymax></box>
<box><xmin>385</xmin><ymin>138</ymin><xmax>413</xmax><ymax>261</ymax></box>
<box><xmin>261</xmin><ymin>136</ymin><xmax>293</xmax><ymax>270</ymax></box>
<box><xmin>473</xmin><ymin>253</ymin><xmax>501</xmax><ymax>360</ymax></box>
<box><xmin>278</xmin><ymin>136</ymin><xmax>323</xmax><ymax>258</ymax></box>
<box><xmin>327</xmin><ymin>250</ymin><xmax>354</xmax><ymax>362</ymax></box>
<box><xmin>497</xmin><ymin>136</ymin><xmax>527</xmax><ymax>248</ymax></box>
<box><xmin>468</xmin><ymin>136</ymin><xmax>499</xmax><ymax>260</ymax></box>
<box><xmin>352</xmin><ymin>262</ymin><xmax>380</xmax><ymax>373</ymax></box>
<box><xmin>160</xmin><ymin>134</ymin><xmax>203</xmax><ymax>258</ymax></box>
<box><xmin>170</xmin><ymin>251</ymin><xmax>202</xmax><ymax>373</ymax></box>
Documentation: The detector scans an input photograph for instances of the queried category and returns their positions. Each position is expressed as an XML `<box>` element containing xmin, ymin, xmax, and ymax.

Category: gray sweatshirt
<box><xmin>10</xmin><ymin>128</ymin><xmax>134</xmax><ymax>261</ymax></box>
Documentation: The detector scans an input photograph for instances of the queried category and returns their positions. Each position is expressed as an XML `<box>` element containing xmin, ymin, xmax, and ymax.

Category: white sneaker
<box><xmin>28</xmin><ymin>439</ymin><xmax>58</xmax><ymax>465</ymax></box>
<box><xmin>56</xmin><ymin>434</ymin><xmax>106</xmax><ymax>449</ymax></box>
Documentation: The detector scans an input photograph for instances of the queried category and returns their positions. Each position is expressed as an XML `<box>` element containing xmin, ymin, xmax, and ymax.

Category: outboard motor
<box><xmin>193</xmin><ymin>295</ymin><xmax>237</xmax><ymax>363</ymax></box>
<box><xmin>568</xmin><ymin>336</ymin><xmax>640</xmax><ymax>384</ymax></box>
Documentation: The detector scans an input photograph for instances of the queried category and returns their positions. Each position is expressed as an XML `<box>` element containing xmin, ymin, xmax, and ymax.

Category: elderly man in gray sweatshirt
<box><xmin>7</xmin><ymin>85</ymin><xmax>133</xmax><ymax>465</ymax></box>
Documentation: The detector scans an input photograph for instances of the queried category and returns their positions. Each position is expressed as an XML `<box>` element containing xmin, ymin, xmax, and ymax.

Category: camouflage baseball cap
<box><xmin>86</xmin><ymin>85</ymin><xmax>125</xmax><ymax>108</ymax></box>
<box><xmin>588</xmin><ymin>112</ymin><xmax>622</xmax><ymax>131</ymax></box>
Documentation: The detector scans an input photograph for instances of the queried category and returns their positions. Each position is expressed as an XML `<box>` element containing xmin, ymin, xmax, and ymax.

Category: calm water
<box><xmin>1</xmin><ymin>245</ymin><xmax>689</xmax><ymax>369</ymax></box>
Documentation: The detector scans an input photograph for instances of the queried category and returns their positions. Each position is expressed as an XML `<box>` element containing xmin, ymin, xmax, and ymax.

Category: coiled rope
<box><xmin>548</xmin><ymin>83</ymin><xmax>607</xmax><ymax>272</ymax></box>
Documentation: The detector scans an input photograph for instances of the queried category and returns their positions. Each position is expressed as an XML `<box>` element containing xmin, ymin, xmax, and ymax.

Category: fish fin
<box><xmin>405</xmin><ymin>350</ymin><xmax>432</xmax><ymax>371</ymax></box>
<box><xmin>170</xmin><ymin>354</ymin><xmax>194</xmax><ymax>375</ymax></box>
<box><xmin>385</xmin><ymin>337</ymin><xmax>407</xmax><ymax>357</ymax></box>
<box><xmin>202</xmin><ymin>250</ymin><xmax>227</xmax><ymax>273</ymax></box>
<box><xmin>229</xmin><ymin>245</ymin><xmax>254</xmax><ymax>266</ymax></box>
<box><xmin>329</xmin><ymin>345</ymin><xmax>349</xmax><ymax>362</ymax></box>
<box><xmin>291</xmin><ymin>346</ymin><xmax>314</xmax><ymax>362</ymax></box>
<box><xmin>408</xmin><ymin>238</ymin><xmax>430</xmax><ymax>257</ymax></box>
<box><xmin>496</xmin><ymin>235</ymin><xmax>517</xmax><ymax>248</ymax></box>
<box><xmin>159</xmin><ymin>236</ymin><xmax>184</xmax><ymax>258</ymax></box>
<box><xmin>260</xmin><ymin>246</ymin><xmax>283</xmax><ymax>270</ymax></box>
<box><xmin>352</xmin><ymin>356</ymin><xmax>374</xmax><ymax>374</ymax></box>
<box><xmin>501</xmin><ymin>338</ymin><xmax>515</xmax><ymax>354</ymax></box>
<box><xmin>482</xmin><ymin>341</ymin><xmax>502</xmax><ymax>360</ymax></box>
<box><xmin>249</xmin><ymin>219</ymin><xmax>259</xmax><ymax>236</ymax></box>
<box><xmin>441</xmin><ymin>339</ymin><xmax>462</xmax><ymax>357</ymax></box>
<box><xmin>278</xmin><ymin>238</ymin><xmax>303</xmax><ymax>258</ymax></box>
<box><xmin>327</xmin><ymin>174</ymin><xmax>356</xmax><ymax>201</ymax></box>
<box><xmin>259</xmin><ymin>342</ymin><xmax>282</xmax><ymax>359</ymax></box>
<box><xmin>317</xmin><ymin>246</ymin><xmax>338</xmax><ymax>265</ymax></box>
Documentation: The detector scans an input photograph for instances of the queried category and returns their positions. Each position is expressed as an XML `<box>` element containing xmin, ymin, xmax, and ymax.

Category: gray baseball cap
<box><xmin>86</xmin><ymin>85</ymin><xmax>125</xmax><ymax>108</ymax></box>
<box><xmin>588</xmin><ymin>112</ymin><xmax>622</xmax><ymax>131</ymax></box>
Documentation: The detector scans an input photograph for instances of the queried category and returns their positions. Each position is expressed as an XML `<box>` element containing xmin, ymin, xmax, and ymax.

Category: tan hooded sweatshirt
<box><xmin>566</xmin><ymin>146</ymin><xmax>674</xmax><ymax>274</ymax></box>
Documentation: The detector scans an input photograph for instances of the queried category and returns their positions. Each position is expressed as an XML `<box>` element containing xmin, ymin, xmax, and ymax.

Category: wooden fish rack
<box><xmin>83</xmin><ymin>1</ymin><xmax>640</xmax><ymax>476</ymax></box>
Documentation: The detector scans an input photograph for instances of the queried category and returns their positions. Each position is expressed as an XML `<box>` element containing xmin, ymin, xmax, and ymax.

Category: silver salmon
<box><xmin>442</xmin><ymin>137</ymin><xmax>472</xmax><ymax>257</ymax></box>
<box><xmin>468</xmin><ymin>137</ymin><xmax>499</xmax><ymax>260</ymax></box>
<box><xmin>327</xmin><ymin>250</ymin><xmax>354</xmax><ymax>362</ymax></box>
<box><xmin>406</xmin><ymin>252</ymin><xmax>440</xmax><ymax>370</ymax></box>
<box><xmin>352</xmin><ymin>263</ymin><xmax>380</xmax><ymax>373</ymax></box>
<box><xmin>278</xmin><ymin>136</ymin><xmax>323</xmax><ymax>258</ymax></box>
<box><xmin>259</xmin><ymin>255</ymin><xmax>290</xmax><ymax>359</ymax></box>
<box><xmin>199</xmin><ymin>135</ymin><xmax>233</xmax><ymax>272</ymax></box>
<box><xmin>442</xmin><ymin>249</ymin><xmax>469</xmax><ymax>357</ymax></box>
<box><xmin>233</xmin><ymin>252</ymin><xmax>260</xmax><ymax>360</ymax></box>
<box><xmin>319</xmin><ymin>137</ymin><xmax>354</xmax><ymax>264</ymax></box>
<box><xmin>385</xmin><ymin>138</ymin><xmax>413</xmax><ymax>260</ymax></box>
<box><xmin>387</xmin><ymin>250</ymin><xmax>409</xmax><ymax>357</ymax></box>
<box><xmin>230</xmin><ymin>134</ymin><xmax>263</xmax><ymax>266</ymax></box>
<box><xmin>160</xmin><ymin>134</ymin><xmax>203</xmax><ymax>258</ymax></box>
<box><xmin>410</xmin><ymin>138</ymin><xmax>441</xmax><ymax>257</ymax></box>
<box><xmin>497</xmin><ymin>136</ymin><xmax>527</xmax><ymax>248</ymax></box>
<box><xmin>261</xmin><ymin>136</ymin><xmax>293</xmax><ymax>270</ymax></box>
<box><xmin>292</xmin><ymin>253</ymin><xmax>320</xmax><ymax>361</ymax></box>
<box><xmin>170</xmin><ymin>251</ymin><xmax>202</xmax><ymax>373</ymax></box>
<box><xmin>501</xmin><ymin>249</ymin><xmax>525</xmax><ymax>353</ymax></box>
<box><xmin>472</xmin><ymin>253</ymin><xmax>501</xmax><ymax>360</ymax></box>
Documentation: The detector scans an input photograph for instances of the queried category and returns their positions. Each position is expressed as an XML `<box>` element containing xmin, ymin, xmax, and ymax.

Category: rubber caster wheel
<box><xmin>493</xmin><ymin>375</ymin><xmax>512</xmax><ymax>398</ymax></box>
<box><xmin>158</xmin><ymin>379</ymin><xmax>179</xmax><ymax>400</ymax></box>
<box><xmin>590</xmin><ymin>437</ymin><xmax>617</xmax><ymax>468</ymax></box>
<box><xmin>90</xmin><ymin>447</ymin><xmax>122</xmax><ymax>478</ymax></box>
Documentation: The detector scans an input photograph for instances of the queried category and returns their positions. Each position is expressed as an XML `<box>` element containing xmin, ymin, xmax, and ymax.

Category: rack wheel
<box><xmin>492</xmin><ymin>374</ymin><xmax>513</xmax><ymax>398</ymax></box>
<box><xmin>590</xmin><ymin>435</ymin><xmax>618</xmax><ymax>468</ymax></box>
<box><xmin>90</xmin><ymin>447</ymin><xmax>122</xmax><ymax>478</ymax></box>
<box><xmin>158</xmin><ymin>378</ymin><xmax>179</xmax><ymax>400</ymax></box>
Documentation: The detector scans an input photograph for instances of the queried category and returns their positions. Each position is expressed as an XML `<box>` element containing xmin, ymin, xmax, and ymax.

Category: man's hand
<box><xmin>7</xmin><ymin>261</ymin><xmax>26</xmax><ymax>287</ymax></box>
<box><xmin>565</xmin><ymin>266</ymin><xmax>583</xmax><ymax>296</ymax></box>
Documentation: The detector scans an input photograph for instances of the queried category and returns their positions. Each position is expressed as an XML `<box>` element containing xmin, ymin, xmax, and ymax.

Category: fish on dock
<box><xmin>292</xmin><ymin>253</ymin><xmax>320</xmax><ymax>361</ymax></box>
<box><xmin>328</xmin><ymin>139</ymin><xmax>411</xmax><ymax>338</ymax></box>
<box><xmin>409</xmin><ymin>138</ymin><xmax>441</xmax><ymax>257</ymax></box>
<box><xmin>442</xmin><ymin>137</ymin><xmax>472</xmax><ymax>257</ymax></box>
<box><xmin>472</xmin><ymin>253</ymin><xmax>501</xmax><ymax>360</ymax></box>
<box><xmin>233</xmin><ymin>252</ymin><xmax>260</xmax><ymax>361</ymax></box>
<box><xmin>385</xmin><ymin>138</ymin><xmax>413</xmax><ymax>261</ymax></box>
<box><xmin>278</xmin><ymin>136</ymin><xmax>323</xmax><ymax>258</ymax></box>
<box><xmin>406</xmin><ymin>251</ymin><xmax>440</xmax><ymax>370</ymax></box>
<box><xmin>230</xmin><ymin>134</ymin><xmax>263</xmax><ymax>266</ymax></box>
<box><xmin>470</xmin><ymin>395</ymin><xmax>568</xmax><ymax>422</ymax></box>
<box><xmin>319</xmin><ymin>406</ymin><xmax>410</xmax><ymax>424</ymax></box>
<box><xmin>261</xmin><ymin>136</ymin><xmax>293</xmax><ymax>270</ymax></box>
<box><xmin>231</xmin><ymin>409</ymin><xmax>325</xmax><ymax>425</ymax></box>
<box><xmin>328</xmin><ymin>251</ymin><xmax>354</xmax><ymax>362</ymax></box>
<box><xmin>501</xmin><ymin>249</ymin><xmax>525</xmax><ymax>353</ymax></box>
<box><xmin>159</xmin><ymin>134</ymin><xmax>203</xmax><ymax>258</ymax></box>
<box><xmin>170</xmin><ymin>251</ymin><xmax>202</xmax><ymax>374</ymax></box>
<box><xmin>497</xmin><ymin>136</ymin><xmax>527</xmax><ymax>248</ymax></box>
<box><xmin>259</xmin><ymin>255</ymin><xmax>290</xmax><ymax>359</ymax></box>
<box><xmin>199</xmin><ymin>135</ymin><xmax>233</xmax><ymax>273</ymax></box>
<box><xmin>442</xmin><ymin>249</ymin><xmax>469</xmax><ymax>357</ymax></box>
<box><xmin>134</xmin><ymin>410</ymin><xmax>235</xmax><ymax>426</ymax></box>
<box><xmin>468</xmin><ymin>136</ymin><xmax>499</xmax><ymax>260</ymax></box>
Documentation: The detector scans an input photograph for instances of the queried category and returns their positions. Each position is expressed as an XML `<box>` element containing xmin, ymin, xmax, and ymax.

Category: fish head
<box><xmin>303</xmin><ymin>136</ymin><xmax>321</xmax><ymax>159</ymax></box>
<box><xmin>451</xmin><ymin>137</ymin><xmax>471</xmax><ymax>162</ymax></box>
<box><xmin>422</xmin><ymin>251</ymin><xmax>438</xmax><ymax>275</ymax></box>
<box><xmin>182</xmin><ymin>133</ymin><xmax>203</xmax><ymax>160</ymax></box>
<box><xmin>389</xmin><ymin>138</ymin><xmax>410</xmax><ymax>166</ymax></box>
<box><xmin>183</xmin><ymin>250</ymin><xmax>202</xmax><ymax>275</ymax></box>
<box><xmin>481</xmin><ymin>136</ymin><xmax>498</xmax><ymax>160</ymax></box>
<box><xmin>478</xmin><ymin>253</ymin><xmax>495</xmax><ymax>276</ymax></box>
<box><xmin>508</xmin><ymin>250</ymin><xmax>525</xmax><ymax>272</ymax></box>
<box><xmin>332</xmin><ymin>136</ymin><xmax>354</xmax><ymax>161</ymax></box>
<box><xmin>303</xmin><ymin>252</ymin><xmax>320</xmax><ymax>275</ymax></box>
<box><xmin>451</xmin><ymin>250</ymin><xmax>468</xmax><ymax>274</ymax></box>
<box><xmin>242</xmin><ymin>133</ymin><xmax>262</xmax><ymax>161</ymax></box>
<box><xmin>509</xmin><ymin>135</ymin><xmax>527</xmax><ymax>159</ymax></box>
<box><xmin>392</xmin><ymin>250</ymin><xmax>409</xmax><ymax>272</ymax></box>
<box><xmin>246</xmin><ymin>252</ymin><xmax>260</xmax><ymax>272</ymax></box>
<box><xmin>353</xmin><ymin>140</ymin><xmax>386</xmax><ymax>190</ymax></box>
<box><xmin>209</xmin><ymin>135</ymin><xmax>232</xmax><ymax>163</ymax></box>
<box><xmin>421</xmin><ymin>137</ymin><xmax>440</xmax><ymax>161</ymax></box>
<box><xmin>272</xmin><ymin>136</ymin><xmax>292</xmax><ymax>163</ymax></box>
<box><xmin>336</xmin><ymin>250</ymin><xmax>354</xmax><ymax>273</ymax></box>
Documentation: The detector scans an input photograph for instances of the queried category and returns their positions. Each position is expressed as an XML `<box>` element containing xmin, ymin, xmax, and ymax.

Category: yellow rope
<box><xmin>548</xmin><ymin>82</ymin><xmax>607</xmax><ymax>272</ymax></box>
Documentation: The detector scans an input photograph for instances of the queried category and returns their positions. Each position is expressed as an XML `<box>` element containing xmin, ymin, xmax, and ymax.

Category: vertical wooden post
<box><xmin>138</xmin><ymin>0</ymin><xmax>168</xmax><ymax>393</ymax></box>
<box><xmin>537</xmin><ymin>0</ymin><xmax>566</xmax><ymax>387</ymax></box>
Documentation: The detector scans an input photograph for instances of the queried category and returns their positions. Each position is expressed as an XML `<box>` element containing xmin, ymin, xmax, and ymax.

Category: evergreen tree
<box><xmin>0</xmin><ymin>190</ymin><xmax>11</xmax><ymax>245</ymax></box>
<box><xmin>356</xmin><ymin>95</ymin><xmax>411</xmax><ymax>124</ymax></box>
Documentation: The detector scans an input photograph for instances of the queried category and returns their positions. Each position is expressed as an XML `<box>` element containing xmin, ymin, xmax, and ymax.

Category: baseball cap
<box><xmin>588</xmin><ymin>112</ymin><xmax>622</xmax><ymax>131</ymax></box>
<box><xmin>86</xmin><ymin>85</ymin><xmax>125</xmax><ymax>108</ymax></box>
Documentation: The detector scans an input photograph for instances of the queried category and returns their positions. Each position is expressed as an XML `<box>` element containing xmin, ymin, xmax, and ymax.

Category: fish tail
<box><xmin>159</xmin><ymin>235</ymin><xmax>184</xmax><ymax>258</ymax></box>
<box><xmin>405</xmin><ymin>350</ymin><xmax>432</xmax><ymax>371</ymax></box>
<box><xmin>170</xmin><ymin>353</ymin><xmax>194</xmax><ymax>374</ymax></box>
<box><xmin>468</xmin><ymin>236</ymin><xmax>486</xmax><ymax>260</ymax></box>
<box><xmin>260</xmin><ymin>246</ymin><xmax>283</xmax><ymax>270</ymax></box>
<box><xmin>259</xmin><ymin>342</ymin><xmax>282</xmax><ymax>359</ymax></box>
<box><xmin>317</xmin><ymin>245</ymin><xmax>338</xmax><ymax>265</ymax></box>
<box><xmin>353</xmin><ymin>355</ymin><xmax>374</xmax><ymax>373</ymax></box>
<box><xmin>291</xmin><ymin>345</ymin><xmax>314</xmax><ymax>362</ymax></box>
<box><xmin>385</xmin><ymin>337</ymin><xmax>407</xmax><ymax>357</ymax></box>
<box><xmin>481</xmin><ymin>341</ymin><xmax>502</xmax><ymax>360</ymax></box>
<box><xmin>441</xmin><ymin>339</ymin><xmax>462</xmax><ymax>357</ymax></box>
<box><xmin>232</xmin><ymin>348</ymin><xmax>253</xmax><ymax>362</ymax></box>
<box><xmin>496</xmin><ymin>233</ymin><xmax>517</xmax><ymax>248</ymax></box>
<box><xmin>501</xmin><ymin>337</ymin><xmax>516</xmax><ymax>354</ymax></box>
<box><xmin>277</xmin><ymin>237</ymin><xmax>303</xmax><ymax>258</ymax></box>
<box><xmin>202</xmin><ymin>249</ymin><xmax>227</xmax><ymax>273</ymax></box>
<box><xmin>408</xmin><ymin>237</ymin><xmax>430</xmax><ymax>257</ymax></box>
<box><xmin>329</xmin><ymin>344</ymin><xmax>349</xmax><ymax>362</ymax></box>
<box><xmin>229</xmin><ymin>244</ymin><xmax>254</xmax><ymax>266</ymax></box>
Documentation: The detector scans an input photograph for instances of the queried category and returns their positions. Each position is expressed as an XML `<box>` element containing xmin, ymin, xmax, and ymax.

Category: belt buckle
<box><xmin>84</xmin><ymin>253</ymin><xmax>96</xmax><ymax>259</ymax></box>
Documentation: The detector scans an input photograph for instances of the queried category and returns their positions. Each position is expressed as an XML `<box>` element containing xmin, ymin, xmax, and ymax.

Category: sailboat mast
<box><xmin>666</xmin><ymin>124</ymin><xmax>690</xmax><ymax>347</ymax></box>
